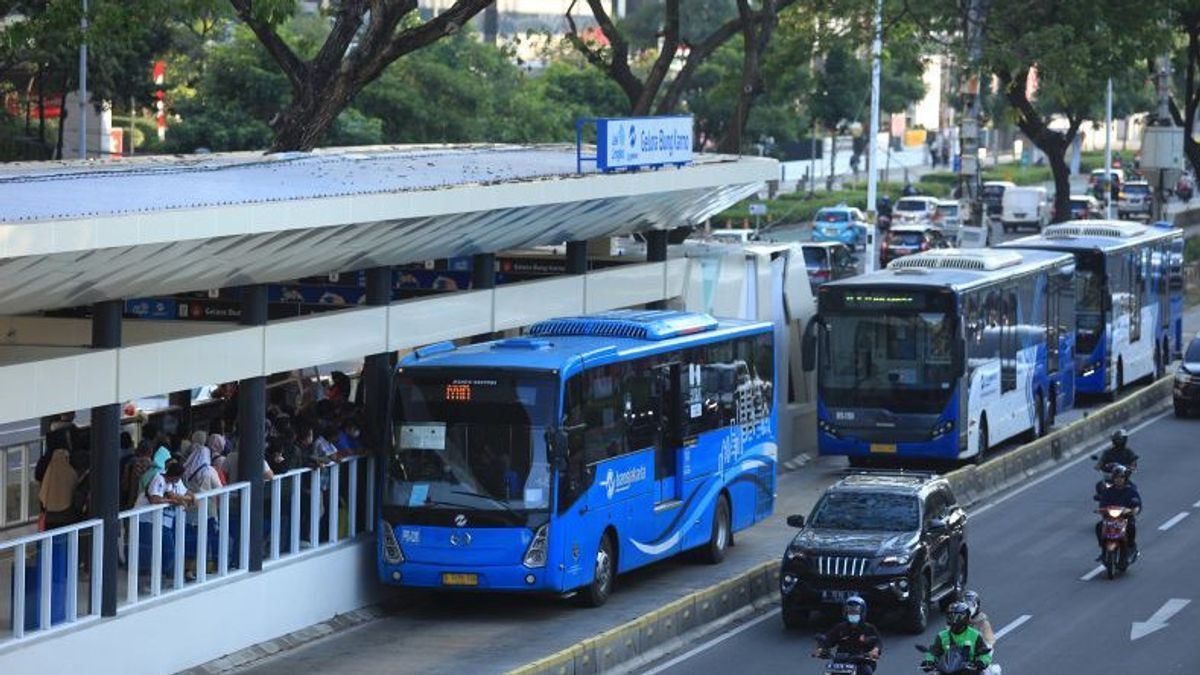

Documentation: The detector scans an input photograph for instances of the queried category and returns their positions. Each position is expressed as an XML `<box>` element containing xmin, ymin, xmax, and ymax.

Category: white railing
<box><xmin>1</xmin><ymin>440</ymin><xmax>42</xmax><ymax>530</ymax></box>
<box><xmin>265</xmin><ymin>455</ymin><xmax>374</xmax><ymax>566</ymax></box>
<box><xmin>1</xmin><ymin>518</ymin><xmax>103</xmax><ymax>642</ymax></box>
<box><xmin>118</xmin><ymin>481</ymin><xmax>250</xmax><ymax>608</ymax></box>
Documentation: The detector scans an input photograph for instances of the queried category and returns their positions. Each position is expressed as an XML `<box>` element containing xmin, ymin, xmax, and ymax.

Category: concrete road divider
<box><xmin>508</xmin><ymin>376</ymin><xmax>1173</xmax><ymax>674</ymax></box>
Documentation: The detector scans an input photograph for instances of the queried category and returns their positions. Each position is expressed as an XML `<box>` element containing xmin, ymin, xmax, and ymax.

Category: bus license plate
<box><xmin>869</xmin><ymin>443</ymin><xmax>897</xmax><ymax>454</ymax></box>
<box><xmin>442</xmin><ymin>573</ymin><xmax>478</xmax><ymax>586</ymax></box>
<box><xmin>822</xmin><ymin>590</ymin><xmax>853</xmax><ymax>604</ymax></box>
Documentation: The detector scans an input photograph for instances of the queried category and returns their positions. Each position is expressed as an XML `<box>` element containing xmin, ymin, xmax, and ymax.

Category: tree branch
<box><xmin>312</xmin><ymin>0</ymin><xmax>367</xmax><ymax>80</ymax></box>
<box><xmin>634</xmin><ymin>0</ymin><xmax>680</xmax><ymax>115</ymax></box>
<box><xmin>228</xmin><ymin>0</ymin><xmax>308</xmax><ymax>94</ymax></box>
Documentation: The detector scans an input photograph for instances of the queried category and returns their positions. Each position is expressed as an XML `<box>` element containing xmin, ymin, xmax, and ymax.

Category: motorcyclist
<box><xmin>813</xmin><ymin>595</ymin><xmax>881</xmax><ymax>675</ymax></box>
<box><xmin>902</xmin><ymin>182</ymin><xmax>918</xmax><ymax>197</ymax></box>
<box><xmin>1094</xmin><ymin>464</ymin><xmax>1141</xmax><ymax>559</ymax></box>
<box><xmin>923</xmin><ymin>601</ymin><xmax>992</xmax><ymax>673</ymax></box>
<box><xmin>1094</xmin><ymin>429</ymin><xmax>1138</xmax><ymax>496</ymax></box>
<box><xmin>962</xmin><ymin>591</ymin><xmax>1001</xmax><ymax>675</ymax></box>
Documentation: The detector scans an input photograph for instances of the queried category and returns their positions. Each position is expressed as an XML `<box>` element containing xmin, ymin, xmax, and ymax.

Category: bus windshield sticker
<box><xmin>400</xmin><ymin>423</ymin><xmax>446</xmax><ymax>450</ymax></box>
<box><xmin>408</xmin><ymin>484</ymin><xmax>430</xmax><ymax>507</ymax></box>
<box><xmin>523</xmin><ymin>487</ymin><xmax>544</xmax><ymax>505</ymax></box>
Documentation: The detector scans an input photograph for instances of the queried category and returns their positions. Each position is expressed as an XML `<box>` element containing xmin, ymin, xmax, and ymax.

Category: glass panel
<box><xmin>809</xmin><ymin>492</ymin><xmax>919</xmax><ymax>531</ymax></box>
<box><xmin>6</xmin><ymin>448</ymin><xmax>22</xmax><ymax>524</ymax></box>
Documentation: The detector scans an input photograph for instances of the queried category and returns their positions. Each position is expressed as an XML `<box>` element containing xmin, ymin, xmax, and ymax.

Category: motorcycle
<box><xmin>813</xmin><ymin>634</ymin><xmax>878</xmax><ymax>674</ymax></box>
<box><xmin>1097</xmin><ymin>505</ymin><xmax>1135</xmax><ymax>579</ymax></box>
<box><xmin>914</xmin><ymin>644</ymin><xmax>986</xmax><ymax>674</ymax></box>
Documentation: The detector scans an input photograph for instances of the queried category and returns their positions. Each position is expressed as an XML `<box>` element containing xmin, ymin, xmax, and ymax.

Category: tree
<box><xmin>1169</xmin><ymin>3</ymin><xmax>1200</xmax><ymax>177</ymax></box>
<box><xmin>227</xmin><ymin>0</ymin><xmax>495</xmax><ymax>152</ymax></box>
<box><xmin>977</xmin><ymin>0</ymin><xmax>1166</xmax><ymax>221</ymax></box>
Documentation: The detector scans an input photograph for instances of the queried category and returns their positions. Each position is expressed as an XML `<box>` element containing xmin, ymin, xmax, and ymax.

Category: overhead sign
<box><xmin>596</xmin><ymin>116</ymin><xmax>693</xmax><ymax>172</ymax></box>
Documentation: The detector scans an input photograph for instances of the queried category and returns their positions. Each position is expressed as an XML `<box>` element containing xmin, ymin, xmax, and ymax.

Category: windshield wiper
<box><xmin>451</xmin><ymin>489</ymin><xmax>520</xmax><ymax>516</ymax></box>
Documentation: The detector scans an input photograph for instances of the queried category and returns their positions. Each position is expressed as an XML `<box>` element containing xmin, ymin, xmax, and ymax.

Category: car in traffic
<box><xmin>1118</xmin><ymin>180</ymin><xmax>1153</xmax><ymax>220</ymax></box>
<box><xmin>1174</xmin><ymin>332</ymin><xmax>1200</xmax><ymax>417</ymax></box>
<box><xmin>1064</xmin><ymin>194</ymin><xmax>1102</xmax><ymax>220</ymax></box>
<box><xmin>981</xmin><ymin>180</ymin><xmax>1016</xmax><ymax>221</ymax></box>
<box><xmin>811</xmin><ymin>205</ymin><xmax>868</xmax><ymax>249</ymax></box>
<box><xmin>708</xmin><ymin>228</ymin><xmax>759</xmax><ymax>244</ymax></box>
<box><xmin>1000</xmin><ymin>185</ymin><xmax>1051</xmax><ymax>232</ymax></box>
<box><xmin>801</xmin><ymin>242</ymin><xmax>857</xmax><ymax>289</ymax></box>
<box><xmin>780</xmin><ymin>471</ymin><xmax>968</xmax><ymax>633</ymax></box>
<box><xmin>880</xmin><ymin>224</ymin><xmax>951</xmax><ymax>266</ymax></box>
<box><xmin>935</xmin><ymin>200</ymin><xmax>964</xmax><ymax>243</ymax></box>
<box><xmin>892</xmin><ymin>196</ymin><xmax>940</xmax><ymax>226</ymax></box>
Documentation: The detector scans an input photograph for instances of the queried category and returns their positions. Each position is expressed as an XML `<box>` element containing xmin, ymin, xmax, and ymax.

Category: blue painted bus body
<box><xmin>378</xmin><ymin>310</ymin><xmax>777</xmax><ymax>595</ymax></box>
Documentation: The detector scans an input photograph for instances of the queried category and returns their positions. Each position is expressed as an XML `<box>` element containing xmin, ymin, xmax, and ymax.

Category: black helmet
<box><xmin>962</xmin><ymin>590</ymin><xmax>981</xmax><ymax>617</ymax></box>
<box><xmin>947</xmin><ymin>601</ymin><xmax>971</xmax><ymax>633</ymax></box>
<box><xmin>1110</xmin><ymin>464</ymin><xmax>1131</xmax><ymax>480</ymax></box>
<box><xmin>1111</xmin><ymin>428</ymin><xmax>1128</xmax><ymax>448</ymax></box>
<box><xmin>845</xmin><ymin>595</ymin><xmax>867</xmax><ymax>623</ymax></box>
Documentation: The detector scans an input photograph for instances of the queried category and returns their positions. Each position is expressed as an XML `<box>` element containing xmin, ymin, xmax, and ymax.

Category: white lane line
<box><xmin>993</xmin><ymin>614</ymin><xmax>1032</xmax><ymax>641</ymax></box>
<box><xmin>970</xmin><ymin>411</ymin><xmax>1169</xmax><ymax>518</ymax></box>
<box><xmin>1193</xmin><ymin>499</ymin><xmax>1200</xmax><ymax>509</ymax></box>
<box><xmin>1081</xmin><ymin>565</ymin><xmax>1106</xmax><ymax>581</ymax></box>
<box><xmin>1159</xmin><ymin>511</ymin><xmax>1191</xmax><ymax>531</ymax></box>
<box><xmin>640</xmin><ymin>607</ymin><xmax>781</xmax><ymax>675</ymax></box>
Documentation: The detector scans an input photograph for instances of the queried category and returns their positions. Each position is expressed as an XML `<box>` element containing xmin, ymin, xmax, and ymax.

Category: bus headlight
<box><xmin>381</xmin><ymin>521</ymin><xmax>405</xmax><ymax>564</ymax></box>
<box><xmin>523</xmin><ymin>524</ymin><xmax>549</xmax><ymax>569</ymax></box>
<box><xmin>929</xmin><ymin>420</ymin><xmax>954</xmax><ymax>439</ymax></box>
<box><xmin>818</xmin><ymin>420</ymin><xmax>842</xmax><ymax>439</ymax></box>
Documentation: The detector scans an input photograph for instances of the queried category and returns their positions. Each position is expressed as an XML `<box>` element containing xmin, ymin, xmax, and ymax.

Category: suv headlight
<box><xmin>880</xmin><ymin>553</ymin><xmax>911</xmax><ymax>566</ymax></box>
<box><xmin>785</xmin><ymin>543</ymin><xmax>808</xmax><ymax>561</ymax></box>
<box><xmin>523</xmin><ymin>524</ymin><xmax>549</xmax><ymax>568</ymax></box>
<box><xmin>381</xmin><ymin>521</ymin><xmax>405</xmax><ymax>564</ymax></box>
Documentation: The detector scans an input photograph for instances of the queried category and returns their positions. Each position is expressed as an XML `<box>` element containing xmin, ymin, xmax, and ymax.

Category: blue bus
<box><xmin>805</xmin><ymin>248</ymin><xmax>1076</xmax><ymax>461</ymax></box>
<box><xmin>1000</xmin><ymin>221</ymin><xmax>1184</xmax><ymax>396</ymax></box>
<box><xmin>378</xmin><ymin>310</ymin><xmax>777</xmax><ymax>605</ymax></box>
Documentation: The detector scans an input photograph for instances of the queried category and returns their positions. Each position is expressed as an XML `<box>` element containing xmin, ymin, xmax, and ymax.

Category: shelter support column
<box><xmin>237</xmin><ymin>285</ymin><xmax>267</xmax><ymax>572</ymax></box>
<box><xmin>472</xmin><ymin>253</ymin><xmax>497</xmax><ymax>343</ymax></box>
<box><xmin>90</xmin><ymin>300</ymin><xmax>121</xmax><ymax>617</ymax></box>
<box><xmin>646</xmin><ymin>230</ymin><xmax>668</xmax><ymax>310</ymax></box>
<box><xmin>363</xmin><ymin>267</ymin><xmax>393</xmax><ymax>527</ymax></box>
<box><xmin>566</xmin><ymin>240</ymin><xmax>588</xmax><ymax>275</ymax></box>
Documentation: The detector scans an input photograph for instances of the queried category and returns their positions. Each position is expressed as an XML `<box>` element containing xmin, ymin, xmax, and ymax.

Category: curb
<box><xmin>508</xmin><ymin>376</ymin><xmax>1174</xmax><ymax>674</ymax></box>
<box><xmin>506</xmin><ymin>560</ymin><xmax>780</xmax><ymax>675</ymax></box>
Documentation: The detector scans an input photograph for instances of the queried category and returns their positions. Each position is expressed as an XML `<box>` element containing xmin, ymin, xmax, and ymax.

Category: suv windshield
<box><xmin>822</xmin><ymin>310</ymin><xmax>959</xmax><ymax>413</ymax></box>
<box><xmin>1186</xmin><ymin>339</ymin><xmax>1200</xmax><ymax>362</ymax></box>
<box><xmin>981</xmin><ymin>185</ymin><xmax>1005</xmax><ymax>200</ymax></box>
<box><xmin>810</xmin><ymin>492</ymin><xmax>920</xmax><ymax>531</ymax></box>
<box><xmin>803</xmin><ymin>247</ymin><xmax>828</xmax><ymax>267</ymax></box>
<box><xmin>896</xmin><ymin>200</ymin><xmax>927</xmax><ymax>212</ymax></box>
<box><xmin>1124</xmin><ymin>184</ymin><xmax>1150</xmax><ymax>195</ymax></box>
<box><xmin>386</xmin><ymin>371</ymin><xmax>556</xmax><ymax>516</ymax></box>
<box><xmin>889</xmin><ymin>231</ymin><xmax>926</xmax><ymax>246</ymax></box>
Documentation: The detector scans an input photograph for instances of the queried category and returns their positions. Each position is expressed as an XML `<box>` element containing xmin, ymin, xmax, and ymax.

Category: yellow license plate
<box><xmin>869</xmin><ymin>444</ymin><xmax>897</xmax><ymax>454</ymax></box>
<box><xmin>442</xmin><ymin>573</ymin><xmax>478</xmax><ymax>586</ymax></box>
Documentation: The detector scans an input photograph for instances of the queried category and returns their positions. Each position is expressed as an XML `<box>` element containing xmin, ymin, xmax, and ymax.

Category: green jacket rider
<box><xmin>924</xmin><ymin>601</ymin><xmax>993</xmax><ymax>669</ymax></box>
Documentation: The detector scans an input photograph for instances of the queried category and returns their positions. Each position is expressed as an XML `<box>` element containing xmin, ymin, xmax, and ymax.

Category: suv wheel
<box><xmin>781</xmin><ymin>604</ymin><xmax>808</xmax><ymax>630</ymax></box>
<box><xmin>900</xmin><ymin>573</ymin><xmax>930</xmax><ymax>634</ymax></box>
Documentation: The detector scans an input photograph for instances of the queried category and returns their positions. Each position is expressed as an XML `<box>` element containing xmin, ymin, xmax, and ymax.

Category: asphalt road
<box><xmin>641</xmin><ymin>411</ymin><xmax>1200</xmax><ymax>675</ymax></box>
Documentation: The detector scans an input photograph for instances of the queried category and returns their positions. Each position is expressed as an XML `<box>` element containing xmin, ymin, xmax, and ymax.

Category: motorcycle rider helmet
<box><xmin>1110</xmin><ymin>464</ymin><xmax>1130</xmax><ymax>485</ymax></box>
<box><xmin>947</xmin><ymin>601</ymin><xmax>971</xmax><ymax>634</ymax></box>
<box><xmin>1111</xmin><ymin>428</ymin><xmax>1128</xmax><ymax>450</ymax></box>
<box><xmin>962</xmin><ymin>590</ymin><xmax>981</xmax><ymax>618</ymax></box>
<box><xmin>844</xmin><ymin>595</ymin><xmax>867</xmax><ymax>624</ymax></box>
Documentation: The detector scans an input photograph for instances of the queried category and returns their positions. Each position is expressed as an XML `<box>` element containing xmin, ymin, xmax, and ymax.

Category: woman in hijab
<box><xmin>207</xmin><ymin>434</ymin><xmax>228</xmax><ymax>484</ymax></box>
<box><xmin>39</xmin><ymin>449</ymin><xmax>79</xmax><ymax>530</ymax></box>
<box><xmin>139</xmin><ymin>446</ymin><xmax>172</xmax><ymax>494</ymax></box>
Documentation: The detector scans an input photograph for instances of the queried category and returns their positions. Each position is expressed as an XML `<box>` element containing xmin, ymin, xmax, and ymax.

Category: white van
<box><xmin>1000</xmin><ymin>186</ymin><xmax>1051</xmax><ymax>233</ymax></box>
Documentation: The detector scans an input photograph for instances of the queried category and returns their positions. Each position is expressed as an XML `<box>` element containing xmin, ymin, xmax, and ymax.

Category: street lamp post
<box><xmin>864</xmin><ymin>0</ymin><xmax>882</xmax><ymax>273</ymax></box>
<box><xmin>77</xmin><ymin>0</ymin><xmax>88</xmax><ymax>160</ymax></box>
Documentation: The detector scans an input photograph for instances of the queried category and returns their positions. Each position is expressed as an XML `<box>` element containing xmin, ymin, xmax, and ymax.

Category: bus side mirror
<box><xmin>802</xmin><ymin>318</ymin><xmax>821</xmax><ymax>372</ymax></box>
<box><xmin>545</xmin><ymin>427</ymin><xmax>568</xmax><ymax>468</ymax></box>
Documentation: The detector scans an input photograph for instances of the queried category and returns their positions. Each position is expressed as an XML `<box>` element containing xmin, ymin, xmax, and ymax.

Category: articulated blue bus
<box><xmin>807</xmin><ymin>248</ymin><xmax>1076</xmax><ymax>461</ymax></box>
<box><xmin>1000</xmin><ymin>221</ymin><xmax>1185</xmax><ymax>396</ymax></box>
<box><xmin>378</xmin><ymin>310</ymin><xmax>776</xmax><ymax>605</ymax></box>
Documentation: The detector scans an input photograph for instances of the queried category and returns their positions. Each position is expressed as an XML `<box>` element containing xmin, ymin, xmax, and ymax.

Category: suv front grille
<box><xmin>812</xmin><ymin>555</ymin><xmax>871</xmax><ymax>577</ymax></box>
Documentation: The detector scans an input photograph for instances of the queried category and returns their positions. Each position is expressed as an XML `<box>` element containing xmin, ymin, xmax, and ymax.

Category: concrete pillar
<box><xmin>646</xmin><ymin>230</ymin><xmax>668</xmax><ymax>310</ymax></box>
<box><xmin>363</xmin><ymin>267</ymin><xmax>392</xmax><ymax>527</ymax></box>
<box><xmin>566</xmin><ymin>240</ymin><xmax>588</xmax><ymax>275</ymax></box>
<box><xmin>90</xmin><ymin>300</ymin><xmax>121</xmax><ymax>617</ymax></box>
<box><xmin>472</xmin><ymin>253</ymin><xmax>497</xmax><ymax>343</ymax></box>
<box><xmin>168</xmin><ymin>389</ymin><xmax>192</xmax><ymax>437</ymax></box>
<box><xmin>237</xmin><ymin>285</ymin><xmax>267</xmax><ymax>572</ymax></box>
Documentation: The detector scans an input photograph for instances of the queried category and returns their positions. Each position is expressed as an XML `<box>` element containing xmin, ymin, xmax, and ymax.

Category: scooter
<box><xmin>915</xmin><ymin>644</ymin><xmax>986</xmax><ymax>674</ymax></box>
<box><xmin>1097</xmin><ymin>505</ymin><xmax>1136</xmax><ymax>579</ymax></box>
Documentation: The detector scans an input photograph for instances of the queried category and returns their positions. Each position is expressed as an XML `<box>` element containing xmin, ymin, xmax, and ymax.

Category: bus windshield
<box><xmin>386</xmin><ymin>371</ymin><xmax>556</xmax><ymax>519</ymax></box>
<box><xmin>822</xmin><ymin>310</ymin><xmax>959</xmax><ymax>414</ymax></box>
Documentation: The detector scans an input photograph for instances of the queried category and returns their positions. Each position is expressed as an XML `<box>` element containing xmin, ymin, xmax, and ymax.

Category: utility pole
<box><xmin>864</xmin><ymin>0</ymin><xmax>882</xmax><ymax>272</ymax></box>
<box><xmin>959</xmin><ymin>0</ymin><xmax>987</xmax><ymax>237</ymax></box>
<box><xmin>77</xmin><ymin>0</ymin><xmax>88</xmax><ymax>160</ymax></box>
<box><xmin>1105</xmin><ymin>78</ymin><xmax>1113</xmax><ymax>219</ymax></box>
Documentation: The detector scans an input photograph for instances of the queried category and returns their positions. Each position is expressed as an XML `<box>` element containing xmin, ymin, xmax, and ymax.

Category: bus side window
<box><xmin>582</xmin><ymin>366</ymin><xmax>626</xmax><ymax>464</ymax></box>
<box><xmin>559</xmin><ymin>376</ymin><xmax>588</xmax><ymax>513</ymax></box>
<box><xmin>623</xmin><ymin>355</ymin><xmax>662</xmax><ymax>452</ymax></box>
<box><xmin>680</xmin><ymin>347</ymin><xmax>722</xmax><ymax>438</ymax></box>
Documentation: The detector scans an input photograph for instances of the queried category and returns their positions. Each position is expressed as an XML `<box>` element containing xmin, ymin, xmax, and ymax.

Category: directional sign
<box><xmin>1130</xmin><ymin>598</ymin><xmax>1191</xmax><ymax>641</ymax></box>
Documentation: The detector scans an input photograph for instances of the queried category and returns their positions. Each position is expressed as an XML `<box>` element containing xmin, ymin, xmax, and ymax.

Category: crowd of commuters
<box><xmin>30</xmin><ymin>370</ymin><xmax>369</xmax><ymax>583</ymax></box>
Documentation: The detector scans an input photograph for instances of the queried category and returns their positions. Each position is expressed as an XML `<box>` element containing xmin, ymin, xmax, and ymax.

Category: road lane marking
<box><xmin>640</xmin><ymin>607</ymin><xmax>781</xmax><ymax>675</ymax></box>
<box><xmin>970</xmin><ymin>411</ymin><xmax>1169</xmax><ymax>518</ymax></box>
<box><xmin>1130</xmin><ymin>598</ymin><xmax>1191</xmax><ymax>641</ymax></box>
<box><xmin>1159</xmin><ymin>512</ymin><xmax>1190</xmax><ymax>531</ymax></box>
<box><xmin>993</xmin><ymin>614</ymin><xmax>1032</xmax><ymax>641</ymax></box>
<box><xmin>1081</xmin><ymin>565</ymin><xmax>1106</xmax><ymax>581</ymax></box>
<box><xmin>1193</xmin><ymin>499</ymin><xmax>1200</xmax><ymax>508</ymax></box>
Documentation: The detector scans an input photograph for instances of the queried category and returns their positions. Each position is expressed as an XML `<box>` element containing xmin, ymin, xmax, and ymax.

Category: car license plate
<box><xmin>442</xmin><ymin>573</ymin><xmax>478</xmax><ymax>586</ymax></box>
<box><xmin>1015</xmin><ymin>212</ymin><xmax>1026</xmax><ymax>218</ymax></box>
<box><xmin>822</xmin><ymin>590</ymin><xmax>854</xmax><ymax>603</ymax></box>
<box><xmin>870</xmin><ymin>443</ymin><xmax>897</xmax><ymax>454</ymax></box>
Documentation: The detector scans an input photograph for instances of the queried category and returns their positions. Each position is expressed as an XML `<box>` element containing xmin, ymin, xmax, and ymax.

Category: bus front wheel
<box><xmin>579</xmin><ymin>534</ymin><xmax>615</xmax><ymax>607</ymax></box>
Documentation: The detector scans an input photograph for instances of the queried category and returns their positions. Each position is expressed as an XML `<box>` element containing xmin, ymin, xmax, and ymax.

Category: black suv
<box><xmin>780</xmin><ymin>471</ymin><xmax>968</xmax><ymax>633</ymax></box>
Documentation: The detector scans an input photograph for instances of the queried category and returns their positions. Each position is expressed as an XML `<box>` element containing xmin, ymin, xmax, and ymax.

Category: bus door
<box><xmin>654</xmin><ymin>362</ymin><xmax>683</xmax><ymax>505</ymax></box>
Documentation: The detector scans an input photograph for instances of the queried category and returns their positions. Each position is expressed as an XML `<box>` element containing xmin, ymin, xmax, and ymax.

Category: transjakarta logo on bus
<box><xmin>601</xmin><ymin>466</ymin><xmax>647</xmax><ymax>499</ymax></box>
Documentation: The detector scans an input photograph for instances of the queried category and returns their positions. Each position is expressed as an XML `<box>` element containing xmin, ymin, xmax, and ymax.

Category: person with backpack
<box><xmin>134</xmin><ymin>457</ymin><xmax>193</xmax><ymax>579</ymax></box>
<box><xmin>183</xmin><ymin>435</ymin><xmax>224</xmax><ymax>574</ymax></box>
<box><xmin>39</xmin><ymin>449</ymin><xmax>80</xmax><ymax>530</ymax></box>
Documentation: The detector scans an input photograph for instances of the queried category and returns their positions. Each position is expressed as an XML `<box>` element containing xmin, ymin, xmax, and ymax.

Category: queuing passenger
<box><xmin>122</xmin><ymin>440</ymin><xmax>154</xmax><ymax>509</ymax></box>
<box><xmin>334</xmin><ymin>416</ymin><xmax>362</xmax><ymax>454</ymax></box>
<box><xmin>208</xmin><ymin>433</ymin><xmax>229</xmax><ymax>484</ymax></box>
<box><xmin>135</xmin><ymin>458</ymin><xmax>193</xmax><ymax>576</ymax></box>
<box><xmin>39</xmin><ymin>449</ymin><xmax>80</xmax><ymax>530</ymax></box>
<box><xmin>139</xmin><ymin>446</ymin><xmax>172</xmax><ymax>493</ymax></box>
<box><xmin>183</xmin><ymin>437</ymin><xmax>223</xmax><ymax>495</ymax></box>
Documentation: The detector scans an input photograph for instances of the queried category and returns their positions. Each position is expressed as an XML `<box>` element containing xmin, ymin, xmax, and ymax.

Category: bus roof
<box><xmin>998</xmin><ymin>219</ymin><xmax>1182</xmax><ymax>254</ymax></box>
<box><xmin>398</xmin><ymin>310</ymin><xmax>772</xmax><ymax>376</ymax></box>
<box><xmin>822</xmin><ymin>248</ymin><xmax>1073</xmax><ymax>294</ymax></box>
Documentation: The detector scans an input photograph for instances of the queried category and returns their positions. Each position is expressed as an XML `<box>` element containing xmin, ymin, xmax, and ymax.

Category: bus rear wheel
<box><xmin>699</xmin><ymin>495</ymin><xmax>732</xmax><ymax>565</ymax></box>
<box><xmin>578</xmin><ymin>534</ymin><xmax>615</xmax><ymax>607</ymax></box>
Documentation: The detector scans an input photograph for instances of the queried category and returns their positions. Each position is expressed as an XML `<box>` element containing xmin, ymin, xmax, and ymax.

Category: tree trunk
<box><xmin>1001</xmin><ymin>68</ymin><xmax>1075</xmax><ymax>222</ymax></box>
<box><xmin>1046</xmin><ymin>141</ymin><xmax>1072</xmax><ymax>222</ymax></box>
<box><xmin>36</xmin><ymin>69</ymin><xmax>46</xmax><ymax>144</ymax></box>
<box><xmin>717</xmin><ymin>0</ymin><xmax>776</xmax><ymax>155</ymax></box>
<box><xmin>268</xmin><ymin>83</ymin><xmax>351</xmax><ymax>153</ymax></box>
<box><xmin>827</xmin><ymin>132</ymin><xmax>836</xmax><ymax>190</ymax></box>
<box><xmin>54</xmin><ymin>89</ymin><xmax>68</xmax><ymax>160</ymax></box>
